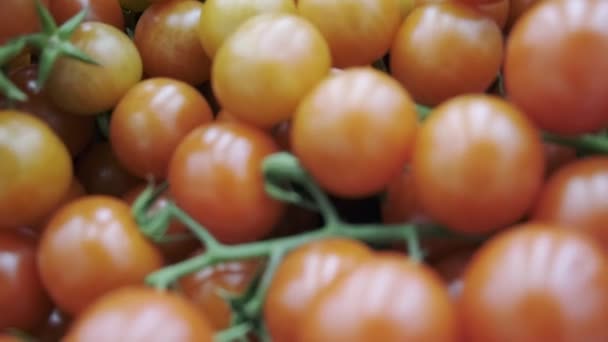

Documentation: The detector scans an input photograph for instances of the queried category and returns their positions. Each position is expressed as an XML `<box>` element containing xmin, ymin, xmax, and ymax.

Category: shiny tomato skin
<box><xmin>38</xmin><ymin>196</ymin><xmax>163</xmax><ymax>315</ymax></box>
<box><xmin>212</xmin><ymin>13</ymin><xmax>331</xmax><ymax>129</ymax></box>
<box><xmin>461</xmin><ymin>224</ymin><xmax>608</xmax><ymax>341</ymax></box>
<box><xmin>76</xmin><ymin>143</ymin><xmax>141</xmax><ymax>198</ymax></box>
<box><xmin>7</xmin><ymin>65</ymin><xmax>95</xmax><ymax>157</ymax></box>
<box><xmin>123</xmin><ymin>185</ymin><xmax>200</xmax><ymax>264</ymax></box>
<box><xmin>197</xmin><ymin>0</ymin><xmax>297</xmax><ymax>59</ymax></box>
<box><xmin>0</xmin><ymin>111</ymin><xmax>73</xmax><ymax>229</ymax></box>
<box><xmin>292</xmin><ymin>67</ymin><xmax>418</xmax><ymax>198</ymax></box>
<box><xmin>110</xmin><ymin>78</ymin><xmax>213</xmax><ymax>179</ymax></box>
<box><xmin>50</xmin><ymin>0</ymin><xmax>124</xmax><ymax>29</ymax></box>
<box><xmin>168</xmin><ymin>122</ymin><xmax>285</xmax><ymax>244</ymax></box>
<box><xmin>391</xmin><ymin>2</ymin><xmax>503</xmax><ymax>106</ymax></box>
<box><xmin>47</xmin><ymin>22</ymin><xmax>143</xmax><ymax>115</ymax></box>
<box><xmin>416</xmin><ymin>0</ymin><xmax>510</xmax><ymax>29</ymax></box>
<box><xmin>300</xmin><ymin>254</ymin><xmax>459</xmax><ymax>342</ymax></box>
<box><xmin>264</xmin><ymin>238</ymin><xmax>373</xmax><ymax>342</ymax></box>
<box><xmin>505</xmin><ymin>0</ymin><xmax>608</xmax><ymax>135</ymax></box>
<box><xmin>532</xmin><ymin>157</ymin><xmax>608</xmax><ymax>250</ymax></box>
<box><xmin>64</xmin><ymin>287</ymin><xmax>214</xmax><ymax>342</ymax></box>
<box><xmin>0</xmin><ymin>232</ymin><xmax>53</xmax><ymax>331</ymax></box>
<box><xmin>134</xmin><ymin>1</ymin><xmax>211</xmax><ymax>85</ymax></box>
<box><xmin>412</xmin><ymin>95</ymin><xmax>545</xmax><ymax>234</ymax></box>
<box><xmin>179</xmin><ymin>257</ymin><xmax>261</xmax><ymax>330</ymax></box>
<box><xmin>0</xmin><ymin>0</ymin><xmax>49</xmax><ymax>44</ymax></box>
<box><xmin>297</xmin><ymin>0</ymin><xmax>402</xmax><ymax>68</ymax></box>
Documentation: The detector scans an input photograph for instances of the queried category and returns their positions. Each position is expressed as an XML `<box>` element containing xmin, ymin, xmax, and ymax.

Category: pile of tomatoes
<box><xmin>2</xmin><ymin>0</ymin><xmax>608</xmax><ymax>341</ymax></box>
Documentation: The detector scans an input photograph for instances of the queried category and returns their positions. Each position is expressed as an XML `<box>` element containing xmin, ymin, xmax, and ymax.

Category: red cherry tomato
<box><xmin>0</xmin><ymin>111</ymin><xmax>73</xmax><ymax>229</ymax></box>
<box><xmin>212</xmin><ymin>13</ymin><xmax>331</xmax><ymax>129</ymax></box>
<box><xmin>264</xmin><ymin>238</ymin><xmax>373</xmax><ymax>342</ymax></box>
<box><xmin>49</xmin><ymin>0</ymin><xmax>125</xmax><ymax>30</ymax></box>
<box><xmin>461</xmin><ymin>224</ymin><xmax>608</xmax><ymax>341</ymax></box>
<box><xmin>197</xmin><ymin>0</ymin><xmax>297</xmax><ymax>59</ymax></box>
<box><xmin>123</xmin><ymin>185</ymin><xmax>201</xmax><ymax>264</ymax></box>
<box><xmin>0</xmin><ymin>0</ymin><xmax>49</xmax><ymax>44</ymax></box>
<box><xmin>47</xmin><ymin>22</ymin><xmax>143</xmax><ymax>115</ymax></box>
<box><xmin>505</xmin><ymin>0</ymin><xmax>608</xmax><ymax>135</ymax></box>
<box><xmin>297</xmin><ymin>0</ymin><xmax>402</xmax><ymax>68</ymax></box>
<box><xmin>0</xmin><ymin>232</ymin><xmax>52</xmax><ymax>331</ymax></box>
<box><xmin>134</xmin><ymin>0</ymin><xmax>211</xmax><ymax>85</ymax></box>
<box><xmin>179</xmin><ymin>256</ymin><xmax>261</xmax><ymax>330</ymax></box>
<box><xmin>412</xmin><ymin>95</ymin><xmax>545</xmax><ymax>234</ymax></box>
<box><xmin>533</xmin><ymin>157</ymin><xmax>608</xmax><ymax>250</ymax></box>
<box><xmin>7</xmin><ymin>65</ymin><xmax>95</xmax><ymax>157</ymax></box>
<box><xmin>292</xmin><ymin>67</ymin><xmax>418</xmax><ymax>198</ymax></box>
<box><xmin>110</xmin><ymin>78</ymin><xmax>213</xmax><ymax>179</ymax></box>
<box><xmin>300</xmin><ymin>254</ymin><xmax>459</xmax><ymax>341</ymax></box>
<box><xmin>38</xmin><ymin>196</ymin><xmax>163</xmax><ymax>315</ymax></box>
<box><xmin>416</xmin><ymin>0</ymin><xmax>510</xmax><ymax>29</ymax></box>
<box><xmin>64</xmin><ymin>287</ymin><xmax>214</xmax><ymax>342</ymax></box>
<box><xmin>168</xmin><ymin>122</ymin><xmax>285</xmax><ymax>244</ymax></box>
<box><xmin>391</xmin><ymin>2</ymin><xmax>503</xmax><ymax>106</ymax></box>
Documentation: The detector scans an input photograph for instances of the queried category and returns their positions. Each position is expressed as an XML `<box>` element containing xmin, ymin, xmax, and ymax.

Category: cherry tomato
<box><xmin>47</xmin><ymin>22</ymin><xmax>142</xmax><ymax>115</ymax></box>
<box><xmin>134</xmin><ymin>0</ymin><xmax>211</xmax><ymax>85</ymax></box>
<box><xmin>212</xmin><ymin>13</ymin><xmax>331</xmax><ymax>129</ymax></box>
<box><xmin>110</xmin><ymin>78</ymin><xmax>213</xmax><ymax>179</ymax></box>
<box><xmin>391</xmin><ymin>2</ymin><xmax>503</xmax><ymax>106</ymax></box>
<box><xmin>461</xmin><ymin>224</ymin><xmax>608</xmax><ymax>341</ymax></box>
<box><xmin>412</xmin><ymin>95</ymin><xmax>545</xmax><ymax>234</ymax></box>
<box><xmin>49</xmin><ymin>0</ymin><xmax>124</xmax><ymax>30</ymax></box>
<box><xmin>0</xmin><ymin>111</ymin><xmax>72</xmax><ymax>229</ymax></box>
<box><xmin>505</xmin><ymin>0</ymin><xmax>608</xmax><ymax>135</ymax></box>
<box><xmin>168</xmin><ymin>122</ymin><xmax>285</xmax><ymax>244</ymax></box>
<box><xmin>76</xmin><ymin>142</ymin><xmax>141</xmax><ymax>198</ymax></box>
<box><xmin>264</xmin><ymin>238</ymin><xmax>373</xmax><ymax>342</ymax></box>
<box><xmin>179</xmin><ymin>257</ymin><xmax>261</xmax><ymax>330</ymax></box>
<box><xmin>64</xmin><ymin>287</ymin><xmax>214</xmax><ymax>342</ymax></box>
<box><xmin>298</xmin><ymin>0</ymin><xmax>402</xmax><ymax>68</ymax></box>
<box><xmin>123</xmin><ymin>185</ymin><xmax>201</xmax><ymax>264</ymax></box>
<box><xmin>506</xmin><ymin>0</ymin><xmax>538</xmax><ymax>31</ymax></box>
<box><xmin>0</xmin><ymin>0</ymin><xmax>49</xmax><ymax>44</ymax></box>
<box><xmin>543</xmin><ymin>142</ymin><xmax>577</xmax><ymax>177</ymax></box>
<box><xmin>0</xmin><ymin>232</ymin><xmax>52</xmax><ymax>331</ymax></box>
<box><xmin>292</xmin><ymin>67</ymin><xmax>418</xmax><ymax>198</ymax></box>
<box><xmin>399</xmin><ymin>0</ymin><xmax>416</xmax><ymax>18</ymax></box>
<box><xmin>7</xmin><ymin>65</ymin><xmax>95</xmax><ymax>157</ymax></box>
<box><xmin>300</xmin><ymin>254</ymin><xmax>459</xmax><ymax>342</ymax></box>
<box><xmin>197</xmin><ymin>0</ymin><xmax>297</xmax><ymax>59</ymax></box>
<box><xmin>414</xmin><ymin>0</ymin><xmax>510</xmax><ymax>30</ymax></box>
<box><xmin>38</xmin><ymin>196</ymin><xmax>163</xmax><ymax>315</ymax></box>
<box><xmin>532</xmin><ymin>157</ymin><xmax>608</xmax><ymax>250</ymax></box>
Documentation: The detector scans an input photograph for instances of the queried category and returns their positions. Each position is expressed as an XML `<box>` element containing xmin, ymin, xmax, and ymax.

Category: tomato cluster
<box><xmin>2</xmin><ymin>0</ymin><xmax>608</xmax><ymax>341</ymax></box>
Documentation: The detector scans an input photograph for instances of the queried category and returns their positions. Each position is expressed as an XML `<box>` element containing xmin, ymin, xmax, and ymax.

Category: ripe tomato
<box><xmin>7</xmin><ymin>65</ymin><xmax>95</xmax><ymax>157</ymax></box>
<box><xmin>76</xmin><ymin>143</ymin><xmax>141</xmax><ymax>198</ymax></box>
<box><xmin>197</xmin><ymin>0</ymin><xmax>297</xmax><ymax>59</ymax></box>
<box><xmin>532</xmin><ymin>157</ymin><xmax>608</xmax><ymax>250</ymax></box>
<box><xmin>212</xmin><ymin>13</ymin><xmax>331</xmax><ymax>129</ymax></box>
<box><xmin>299</xmin><ymin>254</ymin><xmax>459</xmax><ymax>342</ymax></box>
<box><xmin>38</xmin><ymin>196</ymin><xmax>163</xmax><ymax>315</ymax></box>
<box><xmin>0</xmin><ymin>111</ymin><xmax>72</xmax><ymax>229</ymax></box>
<box><xmin>390</xmin><ymin>2</ymin><xmax>503</xmax><ymax>106</ymax></box>
<box><xmin>47</xmin><ymin>22</ymin><xmax>142</xmax><ymax>115</ymax></box>
<box><xmin>381</xmin><ymin>169</ymin><xmax>428</xmax><ymax>225</ymax></box>
<box><xmin>414</xmin><ymin>0</ymin><xmax>510</xmax><ymax>30</ymax></box>
<box><xmin>110</xmin><ymin>78</ymin><xmax>213</xmax><ymax>179</ymax></box>
<box><xmin>0</xmin><ymin>0</ymin><xmax>49</xmax><ymax>44</ymax></box>
<box><xmin>292</xmin><ymin>67</ymin><xmax>418</xmax><ymax>198</ymax></box>
<box><xmin>505</xmin><ymin>0</ymin><xmax>608</xmax><ymax>135</ymax></box>
<box><xmin>412</xmin><ymin>95</ymin><xmax>545</xmax><ymax>234</ymax></box>
<box><xmin>134</xmin><ymin>1</ymin><xmax>211</xmax><ymax>85</ymax></box>
<box><xmin>0</xmin><ymin>232</ymin><xmax>52</xmax><ymax>331</ymax></box>
<box><xmin>49</xmin><ymin>0</ymin><xmax>125</xmax><ymax>30</ymax></box>
<box><xmin>264</xmin><ymin>238</ymin><xmax>373</xmax><ymax>342</ymax></box>
<box><xmin>297</xmin><ymin>0</ymin><xmax>402</xmax><ymax>68</ymax></box>
<box><xmin>179</xmin><ymin>256</ymin><xmax>261</xmax><ymax>330</ymax></box>
<box><xmin>168</xmin><ymin>122</ymin><xmax>285</xmax><ymax>244</ymax></box>
<box><xmin>64</xmin><ymin>287</ymin><xmax>214</xmax><ymax>342</ymax></box>
<box><xmin>461</xmin><ymin>224</ymin><xmax>608</xmax><ymax>341</ymax></box>
<box><xmin>506</xmin><ymin>0</ymin><xmax>538</xmax><ymax>30</ymax></box>
<box><xmin>123</xmin><ymin>185</ymin><xmax>201</xmax><ymax>264</ymax></box>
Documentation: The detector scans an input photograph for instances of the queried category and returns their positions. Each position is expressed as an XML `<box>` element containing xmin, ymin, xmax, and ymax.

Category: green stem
<box><xmin>416</xmin><ymin>104</ymin><xmax>432</xmax><ymax>120</ymax></box>
<box><xmin>543</xmin><ymin>132</ymin><xmax>608</xmax><ymax>154</ymax></box>
<box><xmin>243</xmin><ymin>248</ymin><xmax>284</xmax><ymax>318</ymax></box>
<box><xmin>214</xmin><ymin>322</ymin><xmax>253</xmax><ymax>342</ymax></box>
<box><xmin>169</xmin><ymin>203</ymin><xmax>222</xmax><ymax>251</ymax></box>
